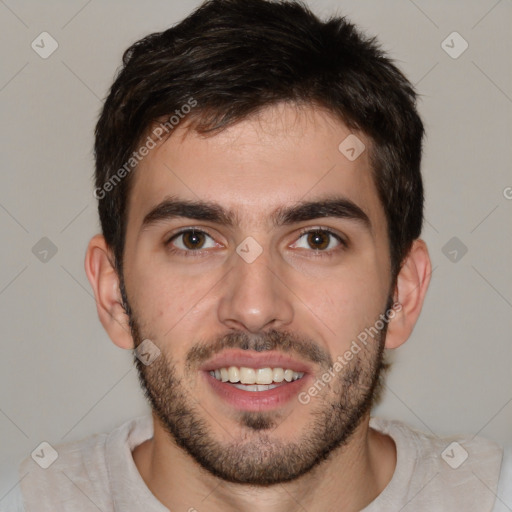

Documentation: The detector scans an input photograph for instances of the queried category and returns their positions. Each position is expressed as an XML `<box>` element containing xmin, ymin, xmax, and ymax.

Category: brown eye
<box><xmin>306</xmin><ymin>230</ymin><xmax>330</xmax><ymax>250</ymax></box>
<box><xmin>167</xmin><ymin>229</ymin><xmax>216</xmax><ymax>252</ymax></box>
<box><xmin>291</xmin><ymin>228</ymin><xmax>344</xmax><ymax>252</ymax></box>
<box><xmin>181</xmin><ymin>230</ymin><xmax>206</xmax><ymax>249</ymax></box>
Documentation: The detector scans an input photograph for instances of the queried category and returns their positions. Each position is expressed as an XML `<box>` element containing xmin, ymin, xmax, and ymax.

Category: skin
<box><xmin>85</xmin><ymin>102</ymin><xmax>431</xmax><ymax>512</ymax></box>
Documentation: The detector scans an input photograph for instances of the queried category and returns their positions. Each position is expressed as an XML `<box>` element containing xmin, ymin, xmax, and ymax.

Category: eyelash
<box><xmin>165</xmin><ymin>226</ymin><xmax>347</xmax><ymax>259</ymax></box>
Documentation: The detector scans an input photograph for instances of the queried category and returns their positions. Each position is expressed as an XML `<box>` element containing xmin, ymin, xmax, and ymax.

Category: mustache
<box><xmin>185</xmin><ymin>329</ymin><xmax>333</xmax><ymax>370</ymax></box>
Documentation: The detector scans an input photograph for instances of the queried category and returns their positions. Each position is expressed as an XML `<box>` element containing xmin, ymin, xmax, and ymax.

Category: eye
<box><xmin>291</xmin><ymin>227</ymin><xmax>346</xmax><ymax>254</ymax></box>
<box><xmin>166</xmin><ymin>229</ymin><xmax>217</xmax><ymax>254</ymax></box>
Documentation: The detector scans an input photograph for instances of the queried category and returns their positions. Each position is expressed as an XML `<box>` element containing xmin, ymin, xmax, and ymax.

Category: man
<box><xmin>6</xmin><ymin>0</ymin><xmax>511</xmax><ymax>510</ymax></box>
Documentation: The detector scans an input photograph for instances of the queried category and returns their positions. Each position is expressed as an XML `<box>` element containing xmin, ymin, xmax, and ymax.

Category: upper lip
<box><xmin>199</xmin><ymin>349</ymin><xmax>313</xmax><ymax>374</ymax></box>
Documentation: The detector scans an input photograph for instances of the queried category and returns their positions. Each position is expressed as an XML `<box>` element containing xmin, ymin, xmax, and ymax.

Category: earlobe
<box><xmin>384</xmin><ymin>239</ymin><xmax>432</xmax><ymax>349</ymax></box>
<box><xmin>84</xmin><ymin>234</ymin><xmax>135</xmax><ymax>350</ymax></box>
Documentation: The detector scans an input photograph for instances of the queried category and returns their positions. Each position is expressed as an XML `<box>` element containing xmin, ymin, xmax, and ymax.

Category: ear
<box><xmin>84</xmin><ymin>234</ymin><xmax>134</xmax><ymax>350</ymax></box>
<box><xmin>384</xmin><ymin>239</ymin><xmax>431</xmax><ymax>349</ymax></box>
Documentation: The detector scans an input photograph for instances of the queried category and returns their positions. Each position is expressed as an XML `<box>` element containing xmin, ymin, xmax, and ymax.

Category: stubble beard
<box><xmin>122</xmin><ymin>281</ymin><xmax>389</xmax><ymax>486</ymax></box>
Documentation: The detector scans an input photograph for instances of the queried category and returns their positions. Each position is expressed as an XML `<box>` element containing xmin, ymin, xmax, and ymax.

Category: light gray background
<box><xmin>1</xmin><ymin>0</ymin><xmax>511</xmax><ymax>502</ymax></box>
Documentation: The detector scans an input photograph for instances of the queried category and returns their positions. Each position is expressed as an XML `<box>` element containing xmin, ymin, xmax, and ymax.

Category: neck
<box><xmin>132</xmin><ymin>412</ymin><xmax>396</xmax><ymax>512</ymax></box>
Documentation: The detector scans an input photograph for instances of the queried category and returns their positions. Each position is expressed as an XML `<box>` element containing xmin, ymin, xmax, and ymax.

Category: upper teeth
<box><xmin>210</xmin><ymin>367</ymin><xmax>304</xmax><ymax>384</ymax></box>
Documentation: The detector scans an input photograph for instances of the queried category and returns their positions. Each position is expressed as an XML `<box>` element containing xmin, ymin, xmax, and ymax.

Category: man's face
<box><xmin>121</xmin><ymin>103</ymin><xmax>393</xmax><ymax>484</ymax></box>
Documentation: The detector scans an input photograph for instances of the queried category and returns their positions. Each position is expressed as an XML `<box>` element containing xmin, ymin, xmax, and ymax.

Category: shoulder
<box><xmin>370</xmin><ymin>417</ymin><xmax>505</xmax><ymax>511</ymax></box>
<box><xmin>371</xmin><ymin>416</ymin><xmax>503</xmax><ymax>467</ymax></box>
<box><xmin>17</xmin><ymin>430</ymin><xmax>111</xmax><ymax>512</ymax></box>
<box><xmin>14</xmin><ymin>415</ymin><xmax>149</xmax><ymax>512</ymax></box>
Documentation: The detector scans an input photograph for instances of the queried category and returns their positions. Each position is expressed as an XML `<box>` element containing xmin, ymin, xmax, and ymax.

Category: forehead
<box><xmin>127</xmin><ymin>103</ymin><xmax>385</xmax><ymax>232</ymax></box>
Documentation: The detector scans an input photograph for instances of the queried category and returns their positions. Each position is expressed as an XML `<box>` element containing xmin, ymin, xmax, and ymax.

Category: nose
<box><xmin>217</xmin><ymin>245</ymin><xmax>294</xmax><ymax>333</ymax></box>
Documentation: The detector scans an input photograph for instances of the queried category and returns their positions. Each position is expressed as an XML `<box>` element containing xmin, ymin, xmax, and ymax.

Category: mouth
<box><xmin>200</xmin><ymin>350</ymin><xmax>312</xmax><ymax>411</ymax></box>
<box><xmin>209</xmin><ymin>366</ymin><xmax>304</xmax><ymax>391</ymax></box>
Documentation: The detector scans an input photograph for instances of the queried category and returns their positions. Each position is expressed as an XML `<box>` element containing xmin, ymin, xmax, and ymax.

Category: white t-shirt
<box><xmin>1</xmin><ymin>414</ymin><xmax>510</xmax><ymax>511</ymax></box>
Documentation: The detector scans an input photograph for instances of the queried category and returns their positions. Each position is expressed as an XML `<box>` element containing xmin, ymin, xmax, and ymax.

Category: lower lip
<box><xmin>203</xmin><ymin>371</ymin><xmax>310</xmax><ymax>411</ymax></box>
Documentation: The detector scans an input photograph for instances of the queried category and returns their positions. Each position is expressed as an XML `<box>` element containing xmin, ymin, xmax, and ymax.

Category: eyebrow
<box><xmin>141</xmin><ymin>195</ymin><xmax>372</xmax><ymax>232</ymax></box>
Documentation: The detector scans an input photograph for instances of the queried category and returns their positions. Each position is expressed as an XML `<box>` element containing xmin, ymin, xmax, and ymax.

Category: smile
<box><xmin>209</xmin><ymin>366</ymin><xmax>305</xmax><ymax>392</ymax></box>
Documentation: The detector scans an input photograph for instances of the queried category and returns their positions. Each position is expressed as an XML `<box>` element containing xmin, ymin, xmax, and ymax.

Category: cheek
<box><xmin>128</xmin><ymin>259</ymin><xmax>218</xmax><ymax>343</ymax></box>
<box><xmin>315</xmin><ymin>266</ymin><xmax>388</xmax><ymax>345</ymax></box>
